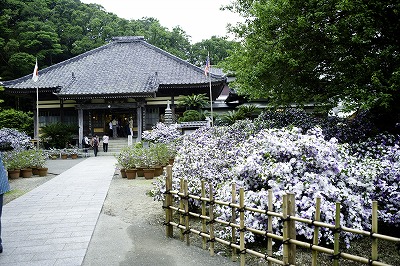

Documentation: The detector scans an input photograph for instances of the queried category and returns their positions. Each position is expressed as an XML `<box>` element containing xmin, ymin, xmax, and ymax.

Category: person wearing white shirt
<box><xmin>103</xmin><ymin>134</ymin><xmax>109</xmax><ymax>152</ymax></box>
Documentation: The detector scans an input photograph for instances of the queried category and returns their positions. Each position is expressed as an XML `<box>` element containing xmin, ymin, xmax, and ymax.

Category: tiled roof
<box><xmin>2</xmin><ymin>36</ymin><xmax>226</xmax><ymax>98</ymax></box>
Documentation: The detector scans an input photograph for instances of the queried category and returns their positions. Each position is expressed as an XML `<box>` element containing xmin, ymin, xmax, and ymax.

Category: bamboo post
<box><xmin>179</xmin><ymin>178</ymin><xmax>184</xmax><ymax>241</ymax></box>
<box><xmin>184</xmin><ymin>179</ymin><xmax>190</xmax><ymax>246</ymax></box>
<box><xmin>201</xmin><ymin>180</ymin><xmax>207</xmax><ymax>250</ymax></box>
<box><xmin>165</xmin><ymin>165</ymin><xmax>173</xmax><ymax>237</ymax></box>
<box><xmin>371</xmin><ymin>201</ymin><xmax>378</xmax><ymax>261</ymax></box>
<box><xmin>267</xmin><ymin>189</ymin><xmax>273</xmax><ymax>266</ymax></box>
<box><xmin>239</xmin><ymin>188</ymin><xmax>245</xmax><ymax>266</ymax></box>
<box><xmin>209</xmin><ymin>183</ymin><xmax>215</xmax><ymax>256</ymax></box>
<box><xmin>282</xmin><ymin>194</ymin><xmax>288</xmax><ymax>265</ymax></box>
<box><xmin>312</xmin><ymin>196</ymin><xmax>321</xmax><ymax>266</ymax></box>
<box><xmin>333</xmin><ymin>202</ymin><xmax>341</xmax><ymax>266</ymax></box>
<box><xmin>231</xmin><ymin>182</ymin><xmax>237</xmax><ymax>262</ymax></box>
<box><xmin>287</xmin><ymin>193</ymin><xmax>296</xmax><ymax>265</ymax></box>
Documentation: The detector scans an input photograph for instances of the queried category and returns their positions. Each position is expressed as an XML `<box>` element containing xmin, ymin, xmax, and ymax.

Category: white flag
<box><xmin>32</xmin><ymin>58</ymin><xmax>38</xmax><ymax>82</ymax></box>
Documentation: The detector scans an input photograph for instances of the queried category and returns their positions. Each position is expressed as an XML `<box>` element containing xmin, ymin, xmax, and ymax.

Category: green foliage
<box><xmin>40</xmin><ymin>122</ymin><xmax>78</xmax><ymax>148</ymax></box>
<box><xmin>223</xmin><ymin>0</ymin><xmax>400</xmax><ymax>114</ymax></box>
<box><xmin>237</xmin><ymin>104</ymin><xmax>261</xmax><ymax>118</ymax></box>
<box><xmin>219</xmin><ymin>110</ymin><xmax>245</xmax><ymax>125</ymax></box>
<box><xmin>178</xmin><ymin>110</ymin><xmax>205</xmax><ymax>122</ymax></box>
<box><xmin>217</xmin><ymin>104</ymin><xmax>260</xmax><ymax>125</ymax></box>
<box><xmin>0</xmin><ymin>108</ymin><xmax>33</xmax><ymax>136</ymax></box>
<box><xmin>117</xmin><ymin>143</ymin><xmax>169</xmax><ymax>169</ymax></box>
<box><xmin>0</xmin><ymin>0</ymin><xmax>205</xmax><ymax>80</ymax></box>
<box><xmin>189</xmin><ymin>36</ymin><xmax>239</xmax><ymax>67</ymax></box>
<box><xmin>177</xmin><ymin>94</ymin><xmax>209</xmax><ymax>111</ymax></box>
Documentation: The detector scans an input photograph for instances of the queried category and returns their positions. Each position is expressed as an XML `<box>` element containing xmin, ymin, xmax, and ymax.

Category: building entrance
<box><xmin>87</xmin><ymin>109</ymin><xmax>137</xmax><ymax>138</ymax></box>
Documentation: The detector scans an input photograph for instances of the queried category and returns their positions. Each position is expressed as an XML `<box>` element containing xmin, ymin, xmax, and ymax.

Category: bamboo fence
<box><xmin>163</xmin><ymin>165</ymin><xmax>400</xmax><ymax>265</ymax></box>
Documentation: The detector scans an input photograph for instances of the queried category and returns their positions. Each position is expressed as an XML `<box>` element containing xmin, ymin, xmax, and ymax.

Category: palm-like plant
<box><xmin>220</xmin><ymin>110</ymin><xmax>246</xmax><ymax>125</ymax></box>
<box><xmin>177</xmin><ymin>93</ymin><xmax>209</xmax><ymax>111</ymax></box>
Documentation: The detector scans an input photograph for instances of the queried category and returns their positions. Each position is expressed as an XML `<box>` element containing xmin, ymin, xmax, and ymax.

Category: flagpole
<box><xmin>207</xmin><ymin>52</ymin><xmax>214</xmax><ymax>126</ymax></box>
<box><xmin>32</xmin><ymin>58</ymin><xmax>39</xmax><ymax>145</ymax></box>
<box><xmin>36</xmin><ymin>86</ymin><xmax>39</xmax><ymax>142</ymax></box>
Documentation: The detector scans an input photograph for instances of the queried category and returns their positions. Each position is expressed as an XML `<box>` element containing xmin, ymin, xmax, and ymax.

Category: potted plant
<box><xmin>68</xmin><ymin>147</ymin><xmax>79</xmax><ymax>159</ymax></box>
<box><xmin>31</xmin><ymin>149</ymin><xmax>48</xmax><ymax>176</ymax></box>
<box><xmin>30</xmin><ymin>149</ymin><xmax>46</xmax><ymax>175</ymax></box>
<box><xmin>116</xmin><ymin>147</ymin><xmax>137</xmax><ymax>179</ymax></box>
<box><xmin>60</xmin><ymin>148</ymin><xmax>68</xmax><ymax>159</ymax></box>
<box><xmin>23</xmin><ymin>149</ymin><xmax>40</xmax><ymax>177</ymax></box>
<box><xmin>48</xmin><ymin>148</ymin><xmax>60</xmax><ymax>159</ymax></box>
<box><xmin>151</xmin><ymin>143</ymin><xmax>169</xmax><ymax>176</ymax></box>
<box><xmin>2</xmin><ymin>151</ymin><xmax>21</xmax><ymax>179</ymax></box>
<box><xmin>141</xmin><ymin>146</ymin><xmax>156</xmax><ymax>179</ymax></box>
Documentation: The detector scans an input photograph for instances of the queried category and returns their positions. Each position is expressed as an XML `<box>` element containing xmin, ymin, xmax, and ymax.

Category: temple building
<box><xmin>2</xmin><ymin>36</ymin><xmax>226</xmax><ymax>144</ymax></box>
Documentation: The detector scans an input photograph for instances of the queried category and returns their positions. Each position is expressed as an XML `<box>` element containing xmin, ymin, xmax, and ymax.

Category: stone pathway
<box><xmin>0</xmin><ymin>157</ymin><xmax>116</xmax><ymax>266</ymax></box>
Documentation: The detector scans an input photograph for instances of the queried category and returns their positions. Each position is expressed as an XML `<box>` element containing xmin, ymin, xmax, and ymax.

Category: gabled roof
<box><xmin>3</xmin><ymin>36</ymin><xmax>226</xmax><ymax>99</ymax></box>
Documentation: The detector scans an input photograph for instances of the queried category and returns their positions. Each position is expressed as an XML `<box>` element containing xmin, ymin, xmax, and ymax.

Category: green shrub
<box><xmin>0</xmin><ymin>109</ymin><xmax>34</xmax><ymax>136</ymax></box>
<box><xmin>40</xmin><ymin>122</ymin><xmax>78</xmax><ymax>148</ymax></box>
<box><xmin>178</xmin><ymin>110</ymin><xmax>205</xmax><ymax>122</ymax></box>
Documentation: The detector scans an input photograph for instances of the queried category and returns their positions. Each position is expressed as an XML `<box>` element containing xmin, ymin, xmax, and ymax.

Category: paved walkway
<box><xmin>0</xmin><ymin>156</ymin><xmax>116</xmax><ymax>266</ymax></box>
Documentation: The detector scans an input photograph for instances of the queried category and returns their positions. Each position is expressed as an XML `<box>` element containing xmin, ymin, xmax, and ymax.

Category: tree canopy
<box><xmin>222</xmin><ymin>0</ymin><xmax>400</xmax><ymax>114</ymax></box>
<box><xmin>0</xmin><ymin>0</ymin><xmax>236</xmax><ymax>80</ymax></box>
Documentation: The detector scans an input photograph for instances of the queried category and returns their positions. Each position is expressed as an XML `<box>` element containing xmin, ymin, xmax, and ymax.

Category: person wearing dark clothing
<box><xmin>91</xmin><ymin>135</ymin><xmax>99</xmax><ymax>157</ymax></box>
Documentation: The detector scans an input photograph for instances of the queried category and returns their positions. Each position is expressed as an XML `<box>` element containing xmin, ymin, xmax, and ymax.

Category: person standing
<box><xmin>129</xmin><ymin>117</ymin><xmax>134</xmax><ymax>136</ymax></box>
<box><xmin>112</xmin><ymin>118</ymin><xmax>118</xmax><ymax>138</ymax></box>
<box><xmin>91</xmin><ymin>135</ymin><xmax>99</xmax><ymax>157</ymax></box>
<box><xmin>0</xmin><ymin>154</ymin><xmax>10</xmax><ymax>253</ymax></box>
<box><xmin>102</xmin><ymin>134</ymin><xmax>109</xmax><ymax>152</ymax></box>
<box><xmin>82</xmin><ymin>135</ymin><xmax>90</xmax><ymax>157</ymax></box>
<box><xmin>108</xmin><ymin>121</ymin><xmax>113</xmax><ymax>137</ymax></box>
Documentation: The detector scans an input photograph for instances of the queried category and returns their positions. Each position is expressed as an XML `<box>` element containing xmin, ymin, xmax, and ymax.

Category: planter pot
<box><xmin>143</xmin><ymin>168</ymin><xmax>155</xmax><ymax>179</ymax></box>
<box><xmin>154</xmin><ymin>165</ymin><xmax>163</xmax><ymax>177</ymax></box>
<box><xmin>120</xmin><ymin>168</ymin><xmax>127</xmax><ymax>178</ymax></box>
<box><xmin>8</xmin><ymin>169</ymin><xmax>20</xmax><ymax>179</ymax></box>
<box><xmin>125</xmin><ymin>169</ymin><xmax>137</xmax><ymax>179</ymax></box>
<box><xmin>38</xmin><ymin>167</ymin><xmax>48</xmax><ymax>177</ymax></box>
<box><xmin>51</xmin><ymin>155</ymin><xmax>58</xmax><ymax>160</ymax></box>
<box><xmin>71</xmin><ymin>154</ymin><xmax>78</xmax><ymax>159</ymax></box>
<box><xmin>136</xmin><ymin>167</ymin><xmax>144</xmax><ymax>177</ymax></box>
<box><xmin>32</xmin><ymin>167</ymin><xmax>39</xmax><ymax>175</ymax></box>
<box><xmin>21</xmin><ymin>168</ymin><xmax>33</xmax><ymax>178</ymax></box>
<box><xmin>61</xmin><ymin>154</ymin><xmax>68</xmax><ymax>159</ymax></box>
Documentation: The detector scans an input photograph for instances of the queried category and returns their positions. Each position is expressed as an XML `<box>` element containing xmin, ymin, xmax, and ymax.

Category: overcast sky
<box><xmin>80</xmin><ymin>0</ymin><xmax>241</xmax><ymax>43</ymax></box>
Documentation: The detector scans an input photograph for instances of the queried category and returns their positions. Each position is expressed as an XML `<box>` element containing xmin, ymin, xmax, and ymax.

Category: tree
<box><xmin>223</xmin><ymin>0</ymin><xmax>400</xmax><ymax>115</ymax></box>
<box><xmin>189</xmin><ymin>36</ymin><xmax>239</xmax><ymax>67</ymax></box>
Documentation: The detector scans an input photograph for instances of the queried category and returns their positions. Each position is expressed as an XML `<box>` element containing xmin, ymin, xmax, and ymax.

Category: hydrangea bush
<box><xmin>0</xmin><ymin>128</ymin><xmax>33</xmax><ymax>151</ymax></box>
<box><xmin>152</xmin><ymin>116</ymin><xmax>400</xmax><ymax>248</ymax></box>
<box><xmin>142</xmin><ymin>122</ymin><xmax>181</xmax><ymax>144</ymax></box>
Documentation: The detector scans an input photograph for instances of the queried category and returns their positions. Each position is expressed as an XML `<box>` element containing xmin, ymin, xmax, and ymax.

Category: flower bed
<box><xmin>151</xmin><ymin>117</ymin><xmax>400</xmax><ymax>248</ymax></box>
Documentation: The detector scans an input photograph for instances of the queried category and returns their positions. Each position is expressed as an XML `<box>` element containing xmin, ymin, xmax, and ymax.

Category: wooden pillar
<box><xmin>60</xmin><ymin>99</ymin><xmax>64</xmax><ymax>123</ymax></box>
<box><xmin>78</xmin><ymin>108</ymin><xmax>83</xmax><ymax>148</ymax></box>
<box><xmin>136</xmin><ymin>102</ymin><xmax>144</xmax><ymax>142</ymax></box>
